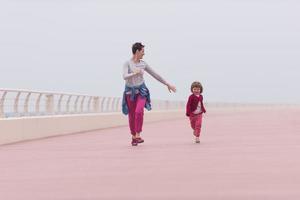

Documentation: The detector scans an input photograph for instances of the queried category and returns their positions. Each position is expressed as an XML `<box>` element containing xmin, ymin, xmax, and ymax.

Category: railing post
<box><xmin>87</xmin><ymin>96</ymin><xmax>93</xmax><ymax>112</ymax></box>
<box><xmin>45</xmin><ymin>94</ymin><xmax>54</xmax><ymax>114</ymax></box>
<box><xmin>93</xmin><ymin>97</ymin><xmax>99</xmax><ymax>112</ymax></box>
<box><xmin>0</xmin><ymin>91</ymin><xmax>7</xmax><ymax>118</ymax></box>
<box><xmin>57</xmin><ymin>94</ymin><xmax>64</xmax><ymax>114</ymax></box>
<box><xmin>100</xmin><ymin>97</ymin><xmax>106</xmax><ymax>112</ymax></box>
<box><xmin>66</xmin><ymin>95</ymin><xmax>72</xmax><ymax>113</ymax></box>
<box><xmin>106</xmin><ymin>97</ymin><xmax>112</xmax><ymax>112</ymax></box>
<box><xmin>14</xmin><ymin>92</ymin><xmax>21</xmax><ymax>117</ymax></box>
<box><xmin>111</xmin><ymin>97</ymin><xmax>116</xmax><ymax>112</ymax></box>
<box><xmin>24</xmin><ymin>92</ymin><xmax>31</xmax><ymax>115</ymax></box>
<box><xmin>115</xmin><ymin>98</ymin><xmax>121</xmax><ymax>112</ymax></box>
<box><xmin>74</xmin><ymin>96</ymin><xmax>80</xmax><ymax>113</ymax></box>
<box><xmin>35</xmin><ymin>93</ymin><xmax>42</xmax><ymax>114</ymax></box>
<box><xmin>80</xmin><ymin>96</ymin><xmax>86</xmax><ymax>113</ymax></box>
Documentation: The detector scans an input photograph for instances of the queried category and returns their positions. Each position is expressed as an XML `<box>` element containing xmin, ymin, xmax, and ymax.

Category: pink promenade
<box><xmin>1</xmin><ymin>107</ymin><xmax>300</xmax><ymax>200</ymax></box>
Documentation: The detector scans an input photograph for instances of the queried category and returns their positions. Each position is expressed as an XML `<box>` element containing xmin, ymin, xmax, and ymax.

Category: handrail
<box><xmin>0</xmin><ymin>88</ymin><xmax>185</xmax><ymax>118</ymax></box>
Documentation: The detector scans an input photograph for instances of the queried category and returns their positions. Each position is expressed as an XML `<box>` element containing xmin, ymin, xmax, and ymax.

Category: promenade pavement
<box><xmin>1</xmin><ymin>107</ymin><xmax>300</xmax><ymax>200</ymax></box>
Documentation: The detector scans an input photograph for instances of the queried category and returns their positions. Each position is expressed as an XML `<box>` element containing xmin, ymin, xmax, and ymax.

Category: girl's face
<box><xmin>192</xmin><ymin>87</ymin><xmax>201</xmax><ymax>95</ymax></box>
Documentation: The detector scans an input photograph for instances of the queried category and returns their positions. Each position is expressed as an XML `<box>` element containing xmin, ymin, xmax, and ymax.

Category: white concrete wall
<box><xmin>0</xmin><ymin>110</ymin><xmax>184</xmax><ymax>145</ymax></box>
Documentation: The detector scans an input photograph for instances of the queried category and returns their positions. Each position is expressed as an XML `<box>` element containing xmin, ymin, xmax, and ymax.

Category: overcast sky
<box><xmin>1</xmin><ymin>0</ymin><xmax>299</xmax><ymax>104</ymax></box>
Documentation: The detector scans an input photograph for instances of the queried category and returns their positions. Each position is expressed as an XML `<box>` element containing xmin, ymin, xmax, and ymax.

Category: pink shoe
<box><xmin>136</xmin><ymin>137</ymin><xmax>144</xmax><ymax>143</ymax></box>
<box><xmin>131</xmin><ymin>138</ymin><xmax>138</xmax><ymax>146</ymax></box>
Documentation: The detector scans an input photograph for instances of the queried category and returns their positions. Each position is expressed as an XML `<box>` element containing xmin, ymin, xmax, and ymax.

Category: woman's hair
<box><xmin>132</xmin><ymin>42</ymin><xmax>145</xmax><ymax>54</ymax></box>
<box><xmin>190</xmin><ymin>81</ymin><xmax>203</xmax><ymax>93</ymax></box>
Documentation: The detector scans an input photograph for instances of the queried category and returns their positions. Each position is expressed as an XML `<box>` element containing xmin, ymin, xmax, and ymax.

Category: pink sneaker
<box><xmin>136</xmin><ymin>137</ymin><xmax>144</xmax><ymax>143</ymax></box>
<box><xmin>131</xmin><ymin>138</ymin><xmax>138</xmax><ymax>146</ymax></box>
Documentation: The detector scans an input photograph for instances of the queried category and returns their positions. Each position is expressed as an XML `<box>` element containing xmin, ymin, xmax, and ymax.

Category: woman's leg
<box><xmin>126</xmin><ymin>95</ymin><xmax>137</xmax><ymax>136</ymax></box>
<box><xmin>135</xmin><ymin>94</ymin><xmax>147</xmax><ymax>134</ymax></box>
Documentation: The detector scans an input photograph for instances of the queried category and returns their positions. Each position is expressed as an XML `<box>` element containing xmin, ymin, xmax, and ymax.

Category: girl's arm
<box><xmin>200</xmin><ymin>95</ymin><xmax>206</xmax><ymax>113</ymax></box>
<box><xmin>186</xmin><ymin>96</ymin><xmax>192</xmax><ymax>117</ymax></box>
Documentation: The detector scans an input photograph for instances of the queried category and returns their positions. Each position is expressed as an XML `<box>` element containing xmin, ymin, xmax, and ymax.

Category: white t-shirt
<box><xmin>123</xmin><ymin>60</ymin><xmax>167</xmax><ymax>87</ymax></box>
<box><xmin>193</xmin><ymin>95</ymin><xmax>202</xmax><ymax>114</ymax></box>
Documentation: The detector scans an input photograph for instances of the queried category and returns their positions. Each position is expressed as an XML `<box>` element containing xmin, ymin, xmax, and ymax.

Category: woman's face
<box><xmin>192</xmin><ymin>87</ymin><xmax>201</xmax><ymax>95</ymax></box>
<box><xmin>136</xmin><ymin>48</ymin><xmax>145</xmax><ymax>59</ymax></box>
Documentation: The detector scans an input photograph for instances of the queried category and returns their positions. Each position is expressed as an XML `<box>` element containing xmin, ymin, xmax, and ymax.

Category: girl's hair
<box><xmin>190</xmin><ymin>81</ymin><xmax>203</xmax><ymax>93</ymax></box>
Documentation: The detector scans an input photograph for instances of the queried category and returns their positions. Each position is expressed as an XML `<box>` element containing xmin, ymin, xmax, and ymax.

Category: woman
<box><xmin>122</xmin><ymin>42</ymin><xmax>176</xmax><ymax>146</ymax></box>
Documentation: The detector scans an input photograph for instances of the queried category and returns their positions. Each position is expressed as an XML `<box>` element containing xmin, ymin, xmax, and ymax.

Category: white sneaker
<box><xmin>195</xmin><ymin>137</ymin><xmax>200</xmax><ymax>143</ymax></box>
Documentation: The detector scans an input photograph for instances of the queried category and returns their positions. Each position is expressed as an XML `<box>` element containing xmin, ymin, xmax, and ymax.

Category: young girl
<box><xmin>186</xmin><ymin>81</ymin><xmax>206</xmax><ymax>143</ymax></box>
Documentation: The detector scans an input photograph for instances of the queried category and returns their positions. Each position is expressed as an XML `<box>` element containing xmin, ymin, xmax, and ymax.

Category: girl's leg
<box><xmin>194</xmin><ymin>114</ymin><xmax>203</xmax><ymax>137</ymax></box>
<box><xmin>189</xmin><ymin>115</ymin><xmax>196</xmax><ymax>135</ymax></box>
<box><xmin>126</xmin><ymin>95</ymin><xmax>137</xmax><ymax>136</ymax></box>
<box><xmin>135</xmin><ymin>94</ymin><xmax>147</xmax><ymax>134</ymax></box>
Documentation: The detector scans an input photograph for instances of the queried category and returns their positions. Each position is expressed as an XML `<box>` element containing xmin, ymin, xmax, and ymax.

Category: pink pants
<box><xmin>189</xmin><ymin>114</ymin><xmax>203</xmax><ymax>137</ymax></box>
<box><xmin>126</xmin><ymin>94</ymin><xmax>147</xmax><ymax>136</ymax></box>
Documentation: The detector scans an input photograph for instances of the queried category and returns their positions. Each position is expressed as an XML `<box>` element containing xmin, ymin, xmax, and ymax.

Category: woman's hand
<box><xmin>167</xmin><ymin>84</ymin><xmax>176</xmax><ymax>93</ymax></box>
<box><xmin>133</xmin><ymin>68</ymin><xmax>144</xmax><ymax>75</ymax></box>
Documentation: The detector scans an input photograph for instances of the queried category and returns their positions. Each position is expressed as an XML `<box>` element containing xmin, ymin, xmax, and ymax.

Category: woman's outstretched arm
<box><xmin>145</xmin><ymin>63</ymin><xmax>176</xmax><ymax>93</ymax></box>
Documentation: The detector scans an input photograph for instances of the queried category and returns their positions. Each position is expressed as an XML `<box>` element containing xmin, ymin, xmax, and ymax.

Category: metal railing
<box><xmin>0</xmin><ymin>88</ymin><xmax>185</xmax><ymax>118</ymax></box>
